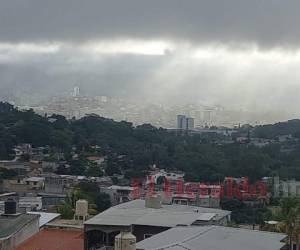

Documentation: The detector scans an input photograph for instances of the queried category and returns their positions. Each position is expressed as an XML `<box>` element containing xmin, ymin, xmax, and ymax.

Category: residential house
<box><xmin>84</xmin><ymin>197</ymin><xmax>231</xmax><ymax>249</ymax></box>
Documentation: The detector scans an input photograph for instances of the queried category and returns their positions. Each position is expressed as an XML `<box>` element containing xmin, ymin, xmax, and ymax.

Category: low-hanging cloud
<box><xmin>0</xmin><ymin>0</ymin><xmax>300</xmax><ymax>48</ymax></box>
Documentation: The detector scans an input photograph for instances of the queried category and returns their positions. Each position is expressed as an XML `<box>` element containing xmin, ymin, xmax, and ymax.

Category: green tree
<box><xmin>272</xmin><ymin>198</ymin><xmax>300</xmax><ymax>249</ymax></box>
<box><xmin>57</xmin><ymin>202</ymin><xmax>74</xmax><ymax>219</ymax></box>
<box><xmin>95</xmin><ymin>193</ymin><xmax>111</xmax><ymax>212</ymax></box>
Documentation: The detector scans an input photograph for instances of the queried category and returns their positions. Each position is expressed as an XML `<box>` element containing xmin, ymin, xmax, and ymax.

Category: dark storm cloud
<box><xmin>0</xmin><ymin>0</ymin><xmax>299</xmax><ymax>47</ymax></box>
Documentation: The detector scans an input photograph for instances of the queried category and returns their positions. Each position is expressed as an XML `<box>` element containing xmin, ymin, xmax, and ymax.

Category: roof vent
<box><xmin>145</xmin><ymin>194</ymin><xmax>162</xmax><ymax>209</ymax></box>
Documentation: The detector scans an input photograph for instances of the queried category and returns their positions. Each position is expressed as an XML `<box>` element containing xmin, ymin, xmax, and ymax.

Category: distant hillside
<box><xmin>1</xmin><ymin>102</ymin><xmax>300</xmax><ymax>181</ymax></box>
<box><xmin>253</xmin><ymin>119</ymin><xmax>300</xmax><ymax>139</ymax></box>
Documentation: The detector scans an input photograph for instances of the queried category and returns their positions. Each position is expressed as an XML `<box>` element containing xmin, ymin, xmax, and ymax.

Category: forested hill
<box><xmin>1</xmin><ymin>102</ymin><xmax>300</xmax><ymax>181</ymax></box>
<box><xmin>253</xmin><ymin>119</ymin><xmax>300</xmax><ymax>139</ymax></box>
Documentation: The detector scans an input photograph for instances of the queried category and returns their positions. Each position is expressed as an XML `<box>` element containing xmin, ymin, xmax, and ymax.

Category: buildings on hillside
<box><xmin>1</xmin><ymin>177</ymin><xmax>45</xmax><ymax>195</ymax></box>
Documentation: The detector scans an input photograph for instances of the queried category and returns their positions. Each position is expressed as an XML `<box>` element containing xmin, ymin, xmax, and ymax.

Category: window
<box><xmin>144</xmin><ymin>234</ymin><xmax>153</xmax><ymax>239</ymax></box>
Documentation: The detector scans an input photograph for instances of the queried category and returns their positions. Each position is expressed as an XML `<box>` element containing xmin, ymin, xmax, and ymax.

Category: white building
<box><xmin>100</xmin><ymin>185</ymin><xmax>134</xmax><ymax>205</ymax></box>
<box><xmin>147</xmin><ymin>169</ymin><xmax>185</xmax><ymax>184</ymax></box>
<box><xmin>274</xmin><ymin>177</ymin><xmax>300</xmax><ymax>197</ymax></box>
<box><xmin>72</xmin><ymin>86</ymin><xmax>80</xmax><ymax>97</ymax></box>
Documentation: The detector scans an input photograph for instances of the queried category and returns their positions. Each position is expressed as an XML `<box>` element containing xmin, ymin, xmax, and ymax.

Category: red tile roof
<box><xmin>16</xmin><ymin>228</ymin><xmax>83</xmax><ymax>250</ymax></box>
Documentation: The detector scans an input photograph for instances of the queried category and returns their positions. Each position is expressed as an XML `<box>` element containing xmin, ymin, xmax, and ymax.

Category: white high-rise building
<box><xmin>72</xmin><ymin>86</ymin><xmax>80</xmax><ymax>97</ymax></box>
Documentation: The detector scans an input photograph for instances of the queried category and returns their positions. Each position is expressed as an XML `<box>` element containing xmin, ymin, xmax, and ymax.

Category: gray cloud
<box><xmin>0</xmin><ymin>0</ymin><xmax>299</xmax><ymax>48</ymax></box>
<box><xmin>0</xmin><ymin>0</ymin><xmax>300</xmax><ymax>123</ymax></box>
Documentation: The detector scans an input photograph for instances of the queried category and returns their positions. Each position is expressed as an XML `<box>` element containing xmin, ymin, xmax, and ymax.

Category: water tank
<box><xmin>115</xmin><ymin>232</ymin><xmax>136</xmax><ymax>250</ymax></box>
<box><xmin>4</xmin><ymin>198</ymin><xmax>17</xmax><ymax>215</ymax></box>
<box><xmin>75</xmin><ymin>199</ymin><xmax>88</xmax><ymax>217</ymax></box>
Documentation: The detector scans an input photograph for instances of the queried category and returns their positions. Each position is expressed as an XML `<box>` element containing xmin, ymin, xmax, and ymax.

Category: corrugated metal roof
<box><xmin>136</xmin><ymin>226</ymin><xmax>287</xmax><ymax>250</ymax></box>
<box><xmin>27</xmin><ymin>212</ymin><xmax>60</xmax><ymax>227</ymax></box>
<box><xmin>85</xmin><ymin>199</ymin><xmax>230</xmax><ymax>227</ymax></box>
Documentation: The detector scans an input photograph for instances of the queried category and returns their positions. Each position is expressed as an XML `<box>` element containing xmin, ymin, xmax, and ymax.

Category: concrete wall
<box><xmin>2</xmin><ymin>180</ymin><xmax>31</xmax><ymax>194</ymax></box>
<box><xmin>0</xmin><ymin>216</ymin><xmax>39</xmax><ymax>250</ymax></box>
<box><xmin>13</xmin><ymin>217</ymin><xmax>39</xmax><ymax>248</ymax></box>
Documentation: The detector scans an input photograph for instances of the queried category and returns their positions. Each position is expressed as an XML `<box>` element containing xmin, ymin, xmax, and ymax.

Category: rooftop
<box><xmin>106</xmin><ymin>185</ymin><xmax>134</xmax><ymax>191</ymax></box>
<box><xmin>136</xmin><ymin>226</ymin><xmax>287</xmax><ymax>250</ymax></box>
<box><xmin>0</xmin><ymin>192</ymin><xmax>17</xmax><ymax>198</ymax></box>
<box><xmin>0</xmin><ymin>213</ymin><xmax>39</xmax><ymax>239</ymax></box>
<box><xmin>27</xmin><ymin>212</ymin><xmax>60</xmax><ymax>227</ymax></box>
<box><xmin>15</xmin><ymin>228</ymin><xmax>83</xmax><ymax>250</ymax></box>
<box><xmin>25</xmin><ymin>176</ymin><xmax>45</xmax><ymax>182</ymax></box>
<box><xmin>85</xmin><ymin>199</ymin><xmax>230</xmax><ymax>228</ymax></box>
<box><xmin>46</xmin><ymin>218</ymin><xmax>84</xmax><ymax>229</ymax></box>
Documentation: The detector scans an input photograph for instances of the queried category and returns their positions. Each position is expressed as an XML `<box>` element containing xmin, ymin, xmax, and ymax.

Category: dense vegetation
<box><xmin>57</xmin><ymin>182</ymin><xmax>111</xmax><ymax>218</ymax></box>
<box><xmin>253</xmin><ymin>119</ymin><xmax>300</xmax><ymax>139</ymax></box>
<box><xmin>265</xmin><ymin>198</ymin><xmax>300</xmax><ymax>247</ymax></box>
<box><xmin>1</xmin><ymin>102</ymin><xmax>300</xmax><ymax>181</ymax></box>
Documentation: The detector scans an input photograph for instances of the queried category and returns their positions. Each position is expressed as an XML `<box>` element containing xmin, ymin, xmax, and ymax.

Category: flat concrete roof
<box><xmin>85</xmin><ymin>199</ymin><xmax>230</xmax><ymax>228</ymax></box>
<box><xmin>15</xmin><ymin>228</ymin><xmax>83</xmax><ymax>250</ymax></box>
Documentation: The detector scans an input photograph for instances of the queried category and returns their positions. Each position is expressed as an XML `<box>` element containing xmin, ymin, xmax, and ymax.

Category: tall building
<box><xmin>177</xmin><ymin>115</ymin><xmax>194</xmax><ymax>130</ymax></box>
<box><xmin>186</xmin><ymin>117</ymin><xmax>195</xmax><ymax>130</ymax></box>
<box><xmin>177</xmin><ymin>115</ymin><xmax>186</xmax><ymax>130</ymax></box>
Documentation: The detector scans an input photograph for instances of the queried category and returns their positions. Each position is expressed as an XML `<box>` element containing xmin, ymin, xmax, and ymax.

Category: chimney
<box><xmin>145</xmin><ymin>194</ymin><xmax>162</xmax><ymax>209</ymax></box>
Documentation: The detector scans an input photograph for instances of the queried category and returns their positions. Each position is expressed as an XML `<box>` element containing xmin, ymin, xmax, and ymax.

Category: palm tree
<box><xmin>275</xmin><ymin>198</ymin><xmax>300</xmax><ymax>250</ymax></box>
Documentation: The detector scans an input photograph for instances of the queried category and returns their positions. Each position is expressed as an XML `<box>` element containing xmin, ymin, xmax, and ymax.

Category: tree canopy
<box><xmin>1</xmin><ymin>102</ymin><xmax>300</xmax><ymax>181</ymax></box>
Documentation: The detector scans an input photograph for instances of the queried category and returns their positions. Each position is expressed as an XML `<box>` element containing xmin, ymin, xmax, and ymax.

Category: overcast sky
<box><xmin>1</xmin><ymin>0</ymin><xmax>300</xmax><ymax>116</ymax></box>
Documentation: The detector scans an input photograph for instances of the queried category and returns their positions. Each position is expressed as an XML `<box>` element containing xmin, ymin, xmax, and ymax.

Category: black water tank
<box><xmin>4</xmin><ymin>198</ymin><xmax>17</xmax><ymax>214</ymax></box>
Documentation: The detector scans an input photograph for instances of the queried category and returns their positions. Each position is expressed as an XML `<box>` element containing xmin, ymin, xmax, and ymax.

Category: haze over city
<box><xmin>1</xmin><ymin>0</ymin><xmax>300</xmax><ymax>124</ymax></box>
